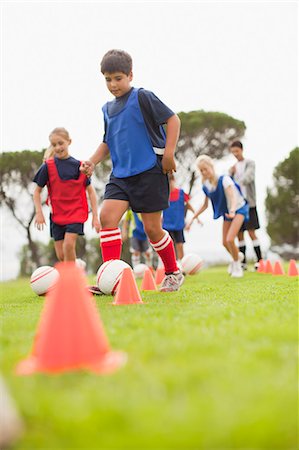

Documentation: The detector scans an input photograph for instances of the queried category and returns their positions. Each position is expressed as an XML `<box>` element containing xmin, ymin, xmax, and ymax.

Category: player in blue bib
<box><xmin>187</xmin><ymin>155</ymin><xmax>249</xmax><ymax>278</ymax></box>
<box><xmin>81</xmin><ymin>49</ymin><xmax>184</xmax><ymax>292</ymax></box>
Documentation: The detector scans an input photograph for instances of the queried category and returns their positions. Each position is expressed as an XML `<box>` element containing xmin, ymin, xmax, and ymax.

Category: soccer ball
<box><xmin>96</xmin><ymin>259</ymin><xmax>131</xmax><ymax>295</ymax></box>
<box><xmin>30</xmin><ymin>265</ymin><xmax>59</xmax><ymax>296</ymax></box>
<box><xmin>133</xmin><ymin>263</ymin><xmax>148</xmax><ymax>279</ymax></box>
<box><xmin>181</xmin><ymin>253</ymin><xmax>203</xmax><ymax>275</ymax></box>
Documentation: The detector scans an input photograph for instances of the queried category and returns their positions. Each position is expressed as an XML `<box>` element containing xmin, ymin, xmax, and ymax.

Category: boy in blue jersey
<box><xmin>162</xmin><ymin>174</ymin><xmax>196</xmax><ymax>263</ymax></box>
<box><xmin>82</xmin><ymin>49</ymin><xmax>184</xmax><ymax>291</ymax></box>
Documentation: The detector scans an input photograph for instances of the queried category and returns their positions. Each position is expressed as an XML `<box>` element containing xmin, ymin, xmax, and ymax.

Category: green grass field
<box><xmin>1</xmin><ymin>266</ymin><xmax>298</xmax><ymax>450</ymax></box>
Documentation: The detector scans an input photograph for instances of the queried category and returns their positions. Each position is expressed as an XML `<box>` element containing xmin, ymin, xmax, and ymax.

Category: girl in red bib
<box><xmin>33</xmin><ymin>127</ymin><xmax>100</xmax><ymax>262</ymax></box>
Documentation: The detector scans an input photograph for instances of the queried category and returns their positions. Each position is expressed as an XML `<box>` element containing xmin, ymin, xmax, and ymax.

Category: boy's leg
<box><xmin>237</xmin><ymin>230</ymin><xmax>247</xmax><ymax>264</ymax></box>
<box><xmin>63</xmin><ymin>233</ymin><xmax>78</xmax><ymax>262</ymax></box>
<box><xmin>142</xmin><ymin>212</ymin><xmax>178</xmax><ymax>274</ymax></box>
<box><xmin>99</xmin><ymin>199</ymin><xmax>129</xmax><ymax>261</ymax></box>
<box><xmin>248</xmin><ymin>229</ymin><xmax>262</xmax><ymax>261</ymax></box>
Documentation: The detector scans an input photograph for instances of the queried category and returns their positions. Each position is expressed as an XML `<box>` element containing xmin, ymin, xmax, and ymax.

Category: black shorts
<box><xmin>104</xmin><ymin>156</ymin><xmax>169</xmax><ymax>213</ymax></box>
<box><xmin>168</xmin><ymin>229</ymin><xmax>185</xmax><ymax>244</ymax></box>
<box><xmin>50</xmin><ymin>220</ymin><xmax>84</xmax><ymax>241</ymax></box>
<box><xmin>240</xmin><ymin>207</ymin><xmax>260</xmax><ymax>231</ymax></box>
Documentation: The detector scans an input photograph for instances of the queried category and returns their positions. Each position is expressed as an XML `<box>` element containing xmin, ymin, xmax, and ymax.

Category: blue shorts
<box><xmin>50</xmin><ymin>220</ymin><xmax>84</xmax><ymax>241</ymax></box>
<box><xmin>223</xmin><ymin>203</ymin><xmax>249</xmax><ymax>222</ymax></box>
<box><xmin>104</xmin><ymin>156</ymin><xmax>169</xmax><ymax>213</ymax></box>
<box><xmin>168</xmin><ymin>229</ymin><xmax>185</xmax><ymax>244</ymax></box>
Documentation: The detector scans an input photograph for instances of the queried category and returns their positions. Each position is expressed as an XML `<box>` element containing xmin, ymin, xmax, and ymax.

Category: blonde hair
<box><xmin>43</xmin><ymin>127</ymin><xmax>71</xmax><ymax>162</ymax></box>
<box><xmin>196</xmin><ymin>154</ymin><xmax>214</xmax><ymax>170</ymax></box>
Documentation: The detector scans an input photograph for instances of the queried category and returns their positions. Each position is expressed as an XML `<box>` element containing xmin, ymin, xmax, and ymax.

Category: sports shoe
<box><xmin>231</xmin><ymin>261</ymin><xmax>244</xmax><ymax>278</ymax></box>
<box><xmin>228</xmin><ymin>252</ymin><xmax>244</xmax><ymax>274</ymax></box>
<box><xmin>88</xmin><ymin>285</ymin><xmax>104</xmax><ymax>295</ymax></box>
<box><xmin>254</xmin><ymin>262</ymin><xmax>260</xmax><ymax>271</ymax></box>
<box><xmin>160</xmin><ymin>270</ymin><xmax>184</xmax><ymax>292</ymax></box>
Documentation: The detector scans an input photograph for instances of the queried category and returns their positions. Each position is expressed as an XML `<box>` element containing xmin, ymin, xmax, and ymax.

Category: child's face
<box><xmin>50</xmin><ymin>134</ymin><xmax>71</xmax><ymax>159</ymax></box>
<box><xmin>103</xmin><ymin>71</ymin><xmax>133</xmax><ymax>98</ymax></box>
<box><xmin>230</xmin><ymin>146</ymin><xmax>244</xmax><ymax>161</ymax></box>
<box><xmin>198</xmin><ymin>162</ymin><xmax>214</xmax><ymax>180</ymax></box>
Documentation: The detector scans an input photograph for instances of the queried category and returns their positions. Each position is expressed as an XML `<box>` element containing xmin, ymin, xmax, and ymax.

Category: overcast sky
<box><xmin>1</xmin><ymin>1</ymin><xmax>298</xmax><ymax>279</ymax></box>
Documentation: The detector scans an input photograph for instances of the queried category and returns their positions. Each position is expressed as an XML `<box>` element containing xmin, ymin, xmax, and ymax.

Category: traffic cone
<box><xmin>112</xmin><ymin>267</ymin><xmax>143</xmax><ymax>305</ymax></box>
<box><xmin>264</xmin><ymin>260</ymin><xmax>273</xmax><ymax>274</ymax></box>
<box><xmin>287</xmin><ymin>259</ymin><xmax>298</xmax><ymax>276</ymax></box>
<box><xmin>16</xmin><ymin>262</ymin><xmax>127</xmax><ymax>375</ymax></box>
<box><xmin>141</xmin><ymin>268</ymin><xmax>157</xmax><ymax>291</ymax></box>
<box><xmin>155</xmin><ymin>267</ymin><xmax>165</xmax><ymax>285</ymax></box>
<box><xmin>257</xmin><ymin>259</ymin><xmax>265</xmax><ymax>273</ymax></box>
<box><xmin>273</xmin><ymin>260</ymin><xmax>285</xmax><ymax>275</ymax></box>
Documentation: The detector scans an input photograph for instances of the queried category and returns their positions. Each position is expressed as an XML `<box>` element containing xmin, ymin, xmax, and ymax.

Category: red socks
<box><xmin>150</xmin><ymin>231</ymin><xmax>178</xmax><ymax>274</ymax></box>
<box><xmin>99</xmin><ymin>228</ymin><xmax>122</xmax><ymax>261</ymax></box>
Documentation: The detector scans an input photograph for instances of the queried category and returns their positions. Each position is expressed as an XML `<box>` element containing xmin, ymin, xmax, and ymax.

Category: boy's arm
<box><xmin>86</xmin><ymin>185</ymin><xmax>101</xmax><ymax>232</ymax></box>
<box><xmin>162</xmin><ymin>114</ymin><xmax>181</xmax><ymax>175</ymax></box>
<box><xmin>81</xmin><ymin>142</ymin><xmax>110</xmax><ymax>176</ymax></box>
<box><xmin>33</xmin><ymin>185</ymin><xmax>46</xmax><ymax>230</ymax></box>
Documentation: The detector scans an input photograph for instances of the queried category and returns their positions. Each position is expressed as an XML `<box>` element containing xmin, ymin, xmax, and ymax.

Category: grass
<box><xmin>0</xmin><ymin>266</ymin><xmax>298</xmax><ymax>450</ymax></box>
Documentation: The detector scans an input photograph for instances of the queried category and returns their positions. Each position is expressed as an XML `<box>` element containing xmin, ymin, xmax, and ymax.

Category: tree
<box><xmin>175</xmin><ymin>110</ymin><xmax>246</xmax><ymax>194</ymax></box>
<box><xmin>0</xmin><ymin>150</ymin><xmax>45</xmax><ymax>267</ymax></box>
<box><xmin>265</xmin><ymin>148</ymin><xmax>299</xmax><ymax>258</ymax></box>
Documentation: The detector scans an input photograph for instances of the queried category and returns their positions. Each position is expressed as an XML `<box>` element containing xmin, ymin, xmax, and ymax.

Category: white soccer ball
<box><xmin>133</xmin><ymin>263</ymin><xmax>148</xmax><ymax>279</ymax></box>
<box><xmin>181</xmin><ymin>253</ymin><xmax>203</xmax><ymax>275</ymax></box>
<box><xmin>75</xmin><ymin>258</ymin><xmax>87</xmax><ymax>271</ymax></box>
<box><xmin>30</xmin><ymin>265</ymin><xmax>60</xmax><ymax>296</ymax></box>
<box><xmin>96</xmin><ymin>259</ymin><xmax>131</xmax><ymax>295</ymax></box>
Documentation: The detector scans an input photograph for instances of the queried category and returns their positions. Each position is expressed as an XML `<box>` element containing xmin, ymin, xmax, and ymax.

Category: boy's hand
<box><xmin>34</xmin><ymin>212</ymin><xmax>46</xmax><ymax>231</ymax></box>
<box><xmin>80</xmin><ymin>161</ymin><xmax>95</xmax><ymax>177</ymax></box>
<box><xmin>161</xmin><ymin>155</ymin><xmax>176</xmax><ymax>175</ymax></box>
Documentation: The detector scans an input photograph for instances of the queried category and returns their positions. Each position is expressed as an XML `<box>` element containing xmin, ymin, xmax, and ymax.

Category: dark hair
<box><xmin>100</xmin><ymin>49</ymin><xmax>132</xmax><ymax>75</ymax></box>
<box><xmin>230</xmin><ymin>140</ymin><xmax>243</xmax><ymax>149</ymax></box>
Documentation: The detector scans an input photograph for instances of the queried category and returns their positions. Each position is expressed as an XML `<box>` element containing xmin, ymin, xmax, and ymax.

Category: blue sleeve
<box><xmin>33</xmin><ymin>163</ymin><xmax>48</xmax><ymax>187</ymax></box>
<box><xmin>138</xmin><ymin>89</ymin><xmax>175</xmax><ymax>125</ymax></box>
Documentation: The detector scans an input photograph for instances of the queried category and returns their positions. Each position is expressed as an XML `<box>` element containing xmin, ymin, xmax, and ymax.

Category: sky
<box><xmin>1</xmin><ymin>1</ymin><xmax>298</xmax><ymax>280</ymax></box>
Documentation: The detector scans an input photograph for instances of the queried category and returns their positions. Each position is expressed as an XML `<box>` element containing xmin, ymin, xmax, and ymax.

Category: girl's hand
<box><xmin>225</xmin><ymin>211</ymin><xmax>236</xmax><ymax>219</ymax></box>
<box><xmin>34</xmin><ymin>212</ymin><xmax>46</xmax><ymax>231</ymax></box>
<box><xmin>80</xmin><ymin>160</ymin><xmax>95</xmax><ymax>177</ymax></box>
<box><xmin>92</xmin><ymin>216</ymin><xmax>101</xmax><ymax>233</ymax></box>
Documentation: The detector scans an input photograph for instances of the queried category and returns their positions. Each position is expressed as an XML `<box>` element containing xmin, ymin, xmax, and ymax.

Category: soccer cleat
<box><xmin>159</xmin><ymin>270</ymin><xmax>184</xmax><ymax>292</ymax></box>
<box><xmin>254</xmin><ymin>262</ymin><xmax>260</xmax><ymax>271</ymax></box>
<box><xmin>231</xmin><ymin>262</ymin><xmax>244</xmax><ymax>278</ymax></box>
<box><xmin>228</xmin><ymin>253</ymin><xmax>244</xmax><ymax>275</ymax></box>
<box><xmin>88</xmin><ymin>285</ymin><xmax>104</xmax><ymax>295</ymax></box>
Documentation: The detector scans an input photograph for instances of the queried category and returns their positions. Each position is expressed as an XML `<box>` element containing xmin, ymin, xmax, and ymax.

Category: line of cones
<box><xmin>256</xmin><ymin>259</ymin><xmax>298</xmax><ymax>276</ymax></box>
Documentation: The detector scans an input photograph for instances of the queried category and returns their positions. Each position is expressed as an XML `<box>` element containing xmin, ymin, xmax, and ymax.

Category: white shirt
<box><xmin>204</xmin><ymin>175</ymin><xmax>245</xmax><ymax>211</ymax></box>
<box><xmin>233</xmin><ymin>160</ymin><xmax>247</xmax><ymax>199</ymax></box>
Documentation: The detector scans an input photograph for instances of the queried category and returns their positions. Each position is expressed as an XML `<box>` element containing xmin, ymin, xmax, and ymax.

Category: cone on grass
<box><xmin>141</xmin><ymin>267</ymin><xmax>157</xmax><ymax>291</ymax></box>
<box><xmin>112</xmin><ymin>267</ymin><xmax>143</xmax><ymax>305</ymax></box>
<box><xmin>264</xmin><ymin>260</ymin><xmax>273</xmax><ymax>274</ymax></box>
<box><xmin>16</xmin><ymin>262</ymin><xmax>127</xmax><ymax>375</ymax></box>
<box><xmin>273</xmin><ymin>260</ymin><xmax>285</xmax><ymax>276</ymax></box>
<box><xmin>155</xmin><ymin>266</ymin><xmax>165</xmax><ymax>285</ymax></box>
<box><xmin>287</xmin><ymin>259</ymin><xmax>298</xmax><ymax>277</ymax></box>
<box><xmin>257</xmin><ymin>259</ymin><xmax>265</xmax><ymax>273</ymax></box>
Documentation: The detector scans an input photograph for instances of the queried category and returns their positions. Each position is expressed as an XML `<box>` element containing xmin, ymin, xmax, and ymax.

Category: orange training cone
<box><xmin>264</xmin><ymin>260</ymin><xmax>273</xmax><ymax>274</ymax></box>
<box><xmin>113</xmin><ymin>267</ymin><xmax>143</xmax><ymax>305</ymax></box>
<box><xmin>155</xmin><ymin>266</ymin><xmax>165</xmax><ymax>285</ymax></box>
<box><xmin>141</xmin><ymin>267</ymin><xmax>157</xmax><ymax>291</ymax></box>
<box><xmin>273</xmin><ymin>260</ymin><xmax>285</xmax><ymax>276</ymax></box>
<box><xmin>16</xmin><ymin>262</ymin><xmax>127</xmax><ymax>375</ymax></box>
<box><xmin>287</xmin><ymin>259</ymin><xmax>298</xmax><ymax>276</ymax></box>
<box><xmin>257</xmin><ymin>259</ymin><xmax>265</xmax><ymax>273</ymax></box>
